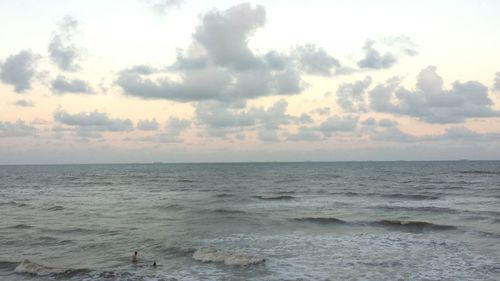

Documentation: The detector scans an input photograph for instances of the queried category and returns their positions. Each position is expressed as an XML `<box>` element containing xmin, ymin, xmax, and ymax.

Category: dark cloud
<box><xmin>0</xmin><ymin>120</ymin><xmax>36</xmax><ymax>137</ymax></box>
<box><xmin>0</xmin><ymin>50</ymin><xmax>39</xmax><ymax>93</ymax></box>
<box><xmin>293</xmin><ymin>44</ymin><xmax>340</xmax><ymax>76</ymax></box>
<box><xmin>357</xmin><ymin>40</ymin><xmax>397</xmax><ymax>70</ymax></box>
<box><xmin>336</xmin><ymin>76</ymin><xmax>372</xmax><ymax>112</ymax></box>
<box><xmin>494</xmin><ymin>72</ymin><xmax>500</xmax><ymax>92</ymax></box>
<box><xmin>151</xmin><ymin>0</ymin><xmax>183</xmax><ymax>16</ymax></box>
<box><xmin>369</xmin><ymin>66</ymin><xmax>500</xmax><ymax>123</ymax></box>
<box><xmin>51</xmin><ymin>75</ymin><xmax>92</xmax><ymax>94</ymax></box>
<box><xmin>14</xmin><ymin>99</ymin><xmax>34</xmax><ymax>107</ymax></box>
<box><xmin>48</xmin><ymin>16</ymin><xmax>82</xmax><ymax>72</ymax></box>
<box><xmin>137</xmin><ymin>119</ymin><xmax>159</xmax><ymax>131</ymax></box>
<box><xmin>54</xmin><ymin>110</ymin><xmax>133</xmax><ymax>137</ymax></box>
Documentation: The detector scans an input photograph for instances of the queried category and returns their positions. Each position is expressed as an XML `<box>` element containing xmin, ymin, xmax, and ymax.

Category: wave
<box><xmin>14</xmin><ymin>259</ymin><xmax>88</xmax><ymax>277</ymax></box>
<box><xmin>292</xmin><ymin>217</ymin><xmax>348</xmax><ymax>225</ymax></box>
<box><xmin>459</xmin><ymin>170</ymin><xmax>500</xmax><ymax>175</ymax></box>
<box><xmin>0</xmin><ymin>201</ymin><xmax>29</xmax><ymax>207</ymax></box>
<box><xmin>374</xmin><ymin>205</ymin><xmax>458</xmax><ymax>214</ymax></box>
<box><xmin>210</xmin><ymin>209</ymin><xmax>247</xmax><ymax>215</ymax></box>
<box><xmin>0</xmin><ymin>261</ymin><xmax>18</xmax><ymax>271</ymax></box>
<box><xmin>370</xmin><ymin>220</ymin><xmax>456</xmax><ymax>233</ymax></box>
<box><xmin>7</xmin><ymin>224</ymin><xmax>33</xmax><ymax>229</ymax></box>
<box><xmin>155</xmin><ymin>203</ymin><xmax>184</xmax><ymax>210</ymax></box>
<box><xmin>177</xmin><ymin>179</ymin><xmax>196</xmax><ymax>183</ymax></box>
<box><xmin>45</xmin><ymin>205</ymin><xmax>65</xmax><ymax>211</ymax></box>
<box><xmin>192</xmin><ymin>247</ymin><xmax>265</xmax><ymax>266</ymax></box>
<box><xmin>380</xmin><ymin>194</ymin><xmax>439</xmax><ymax>200</ymax></box>
<box><xmin>253</xmin><ymin>195</ymin><xmax>295</xmax><ymax>200</ymax></box>
<box><xmin>214</xmin><ymin>193</ymin><xmax>234</xmax><ymax>198</ymax></box>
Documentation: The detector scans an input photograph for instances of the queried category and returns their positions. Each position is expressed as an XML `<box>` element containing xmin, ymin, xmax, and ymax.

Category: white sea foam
<box><xmin>192</xmin><ymin>247</ymin><xmax>265</xmax><ymax>266</ymax></box>
<box><xmin>14</xmin><ymin>259</ymin><xmax>68</xmax><ymax>276</ymax></box>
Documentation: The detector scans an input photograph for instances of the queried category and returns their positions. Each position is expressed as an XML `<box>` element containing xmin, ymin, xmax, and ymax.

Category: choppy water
<box><xmin>0</xmin><ymin>161</ymin><xmax>499</xmax><ymax>280</ymax></box>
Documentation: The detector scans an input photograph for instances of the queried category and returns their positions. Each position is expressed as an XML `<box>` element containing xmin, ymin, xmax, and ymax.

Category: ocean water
<box><xmin>0</xmin><ymin>161</ymin><xmax>499</xmax><ymax>281</ymax></box>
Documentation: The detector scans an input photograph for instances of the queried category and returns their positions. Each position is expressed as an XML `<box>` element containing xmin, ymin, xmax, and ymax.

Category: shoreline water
<box><xmin>1</xmin><ymin>161</ymin><xmax>499</xmax><ymax>280</ymax></box>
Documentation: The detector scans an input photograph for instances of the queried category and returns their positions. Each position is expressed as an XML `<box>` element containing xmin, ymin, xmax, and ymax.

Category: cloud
<box><xmin>494</xmin><ymin>72</ymin><xmax>500</xmax><ymax>92</ymax></box>
<box><xmin>362</xmin><ymin>117</ymin><xmax>500</xmax><ymax>143</ymax></box>
<box><xmin>137</xmin><ymin>119</ymin><xmax>159</xmax><ymax>131</ymax></box>
<box><xmin>311</xmin><ymin>107</ymin><xmax>331</xmax><ymax>116</ymax></box>
<box><xmin>0</xmin><ymin>50</ymin><xmax>39</xmax><ymax>93</ymax></box>
<box><xmin>117</xmin><ymin>4</ymin><xmax>304</xmax><ymax>104</ymax></box>
<box><xmin>0</xmin><ymin>120</ymin><xmax>36</xmax><ymax>137</ymax></box>
<box><xmin>318</xmin><ymin>115</ymin><xmax>359</xmax><ymax>136</ymax></box>
<box><xmin>48</xmin><ymin>16</ymin><xmax>82</xmax><ymax>72</ymax></box>
<box><xmin>51</xmin><ymin>75</ymin><xmax>92</xmax><ymax>94</ymax></box>
<box><xmin>193</xmin><ymin>3</ymin><xmax>266</xmax><ymax>70</ymax></box>
<box><xmin>287</xmin><ymin>126</ymin><xmax>324</xmax><ymax>142</ymax></box>
<box><xmin>382</xmin><ymin>35</ymin><xmax>419</xmax><ymax>56</ymax></box>
<box><xmin>263</xmin><ymin>51</ymin><xmax>291</xmax><ymax>70</ymax></box>
<box><xmin>151</xmin><ymin>0</ymin><xmax>183</xmax><ymax>16</ymax></box>
<box><xmin>369</xmin><ymin>66</ymin><xmax>500</xmax><ymax>123</ymax></box>
<box><xmin>293</xmin><ymin>44</ymin><xmax>340</xmax><ymax>76</ymax></box>
<box><xmin>14</xmin><ymin>99</ymin><xmax>34</xmax><ymax>107</ymax></box>
<box><xmin>137</xmin><ymin>117</ymin><xmax>190</xmax><ymax>143</ymax></box>
<box><xmin>54</xmin><ymin>110</ymin><xmax>133</xmax><ymax>137</ymax></box>
<box><xmin>336</xmin><ymin>76</ymin><xmax>372</xmax><ymax>112</ymax></box>
<box><xmin>357</xmin><ymin>40</ymin><xmax>397</xmax><ymax>70</ymax></box>
<box><xmin>196</xmin><ymin>99</ymin><xmax>302</xmax><ymax>139</ymax></box>
<box><xmin>117</xmin><ymin>64</ymin><xmax>303</xmax><ymax>103</ymax></box>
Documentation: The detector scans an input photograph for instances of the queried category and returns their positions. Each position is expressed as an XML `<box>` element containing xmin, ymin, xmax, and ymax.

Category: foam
<box><xmin>192</xmin><ymin>247</ymin><xmax>265</xmax><ymax>266</ymax></box>
<box><xmin>14</xmin><ymin>259</ymin><xmax>68</xmax><ymax>276</ymax></box>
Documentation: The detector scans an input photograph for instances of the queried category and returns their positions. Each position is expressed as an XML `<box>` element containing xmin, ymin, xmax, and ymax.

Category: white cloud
<box><xmin>369</xmin><ymin>66</ymin><xmax>500</xmax><ymax>123</ymax></box>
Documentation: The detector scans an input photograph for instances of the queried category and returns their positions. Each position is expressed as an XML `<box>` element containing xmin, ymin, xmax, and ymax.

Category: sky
<box><xmin>1</xmin><ymin>0</ymin><xmax>500</xmax><ymax>164</ymax></box>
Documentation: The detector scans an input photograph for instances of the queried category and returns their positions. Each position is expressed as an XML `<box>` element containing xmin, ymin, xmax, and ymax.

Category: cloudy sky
<box><xmin>1</xmin><ymin>0</ymin><xmax>500</xmax><ymax>164</ymax></box>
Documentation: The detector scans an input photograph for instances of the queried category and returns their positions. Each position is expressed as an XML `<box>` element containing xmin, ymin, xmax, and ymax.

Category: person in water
<box><xmin>153</xmin><ymin>262</ymin><xmax>156</xmax><ymax>267</ymax></box>
<box><xmin>132</xmin><ymin>251</ymin><xmax>138</xmax><ymax>263</ymax></box>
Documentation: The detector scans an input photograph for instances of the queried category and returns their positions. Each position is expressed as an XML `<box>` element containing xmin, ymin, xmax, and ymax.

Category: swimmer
<box><xmin>132</xmin><ymin>251</ymin><xmax>138</xmax><ymax>263</ymax></box>
<box><xmin>153</xmin><ymin>262</ymin><xmax>157</xmax><ymax>267</ymax></box>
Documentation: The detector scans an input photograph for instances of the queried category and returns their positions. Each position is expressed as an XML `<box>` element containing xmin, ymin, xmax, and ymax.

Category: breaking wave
<box><xmin>192</xmin><ymin>247</ymin><xmax>265</xmax><ymax>266</ymax></box>
<box><xmin>14</xmin><ymin>259</ymin><xmax>88</xmax><ymax>277</ymax></box>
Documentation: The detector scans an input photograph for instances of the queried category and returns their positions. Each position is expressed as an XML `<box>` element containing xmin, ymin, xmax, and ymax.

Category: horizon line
<box><xmin>1</xmin><ymin>159</ymin><xmax>499</xmax><ymax>166</ymax></box>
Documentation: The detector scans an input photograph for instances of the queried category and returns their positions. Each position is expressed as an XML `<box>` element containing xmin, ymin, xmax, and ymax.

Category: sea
<box><xmin>0</xmin><ymin>161</ymin><xmax>499</xmax><ymax>281</ymax></box>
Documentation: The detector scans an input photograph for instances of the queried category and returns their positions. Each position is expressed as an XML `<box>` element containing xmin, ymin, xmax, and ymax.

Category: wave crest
<box><xmin>14</xmin><ymin>259</ymin><xmax>86</xmax><ymax>277</ymax></box>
